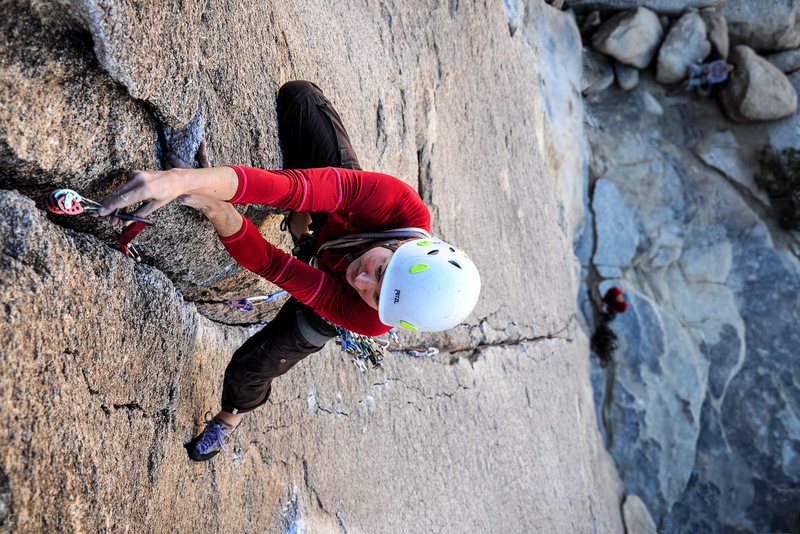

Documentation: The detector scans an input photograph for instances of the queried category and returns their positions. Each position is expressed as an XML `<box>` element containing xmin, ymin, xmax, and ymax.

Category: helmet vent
<box><xmin>427</xmin><ymin>250</ymin><xmax>439</xmax><ymax>255</ymax></box>
<box><xmin>449</xmin><ymin>247</ymin><xmax>456</xmax><ymax>252</ymax></box>
<box><xmin>449</xmin><ymin>260</ymin><xmax>462</xmax><ymax>269</ymax></box>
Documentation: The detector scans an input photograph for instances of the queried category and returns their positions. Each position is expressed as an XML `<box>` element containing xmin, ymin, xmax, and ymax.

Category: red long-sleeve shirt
<box><xmin>220</xmin><ymin>166</ymin><xmax>431</xmax><ymax>336</ymax></box>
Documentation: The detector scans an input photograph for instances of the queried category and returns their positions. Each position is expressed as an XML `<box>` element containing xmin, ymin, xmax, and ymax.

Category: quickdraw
<box><xmin>336</xmin><ymin>327</ymin><xmax>439</xmax><ymax>372</ymax></box>
<box><xmin>336</xmin><ymin>328</ymin><xmax>387</xmax><ymax>372</ymax></box>
<box><xmin>223</xmin><ymin>290</ymin><xmax>288</xmax><ymax>312</ymax></box>
<box><xmin>45</xmin><ymin>188</ymin><xmax>152</xmax><ymax>262</ymax></box>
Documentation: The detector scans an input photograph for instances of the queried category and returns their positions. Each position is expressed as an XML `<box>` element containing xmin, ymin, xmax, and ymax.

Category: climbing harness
<box><xmin>45</xmin><ymin>188</ymin><xmax>152</xmax><ymax>262</ymax></box>
<box><xmin>224</xmin><ymin>290</ymin><xmax>288</xmax><ymax>312</ymax></box>
<box><xmin>222</xmin><ymin>291</ymin><xmax>440</xmax><ymax>372</ymax></box>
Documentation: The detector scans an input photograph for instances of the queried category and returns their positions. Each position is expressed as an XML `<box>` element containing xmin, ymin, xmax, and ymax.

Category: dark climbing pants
<box><xmin>220</xmin><ymin>80</ymin><xmax>361</xmax><ymax>414</ymax></box>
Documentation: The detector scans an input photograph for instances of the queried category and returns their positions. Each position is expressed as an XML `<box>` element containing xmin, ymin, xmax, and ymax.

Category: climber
<box><xmin>600</xmin><ymin>285</ymin><xmax>628</xmax><ymax>321</ymax></box>
<box><xmin>98</xmin><ymin>81</ymin><xmax>481</xmax><ymax>461</ymax></box>
<box><xmin>683</xmin><ymin>59</ymin><xmax>734</xmax><ymax>94</ymax></box>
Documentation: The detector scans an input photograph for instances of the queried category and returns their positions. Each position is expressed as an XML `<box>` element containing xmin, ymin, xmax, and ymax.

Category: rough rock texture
<box><xmin>0</xmin><ymin>1</ymin><xmax>157</xmax><ymax>193</ymax></box>
<box><xmin>1</xmin><ymin>0</ymin><xmax>623</xmax><ymax>532</ymax></box>
<box><xmin>54</xmin><ymin>0</ymin><xmax>205</xmax><ymax>126</ymax></box>
<box><xmin>767</xmin><ymin>48</ymin><xmax>800</xmax><ymax>74</ymax></box>
<box><xmin>578</xmin><ymin>72</ymin><xmax>800</xmax><ymax>533</ymax></box>
<box><xmin>700</xmin><ymin>8</ymin><xmax>729</xmax><ymax>59</ymax></box>
<box><xmin>719</xmin><ymin>45</ymin><xmax>799</xmax><ymax>122</ymax></box>
<box><xmin>622</xmin><ymin>494</ymin><xmax>658</xmax><ymax>534</ymax></box>
<box><xmin>591</xmin><ymin>7</ymin><xmax>664</xmax><ymax>69</ymax></box>
<box><xmin>614</xmin><ymin>61</ymin><xmax>640</xmax><ymax>91</ymax></box>
<box><xmin>656</xmin><ymin>11</ymin><xmax>711</xmax><ymax>84</ymax></box>
<box><xmin>582</xmin><ymin>48</ymin><xmax>615</xmax><ymax>94</ymax></box>
<box><xmin>565</xmin><ymin>0</ymin><xmax>725</xmax><ymax>17</ymax></box>
<box><xmin>723</xmin><ymin>0</ymin><xmax>800</xmax><ymax>53</ymax></box>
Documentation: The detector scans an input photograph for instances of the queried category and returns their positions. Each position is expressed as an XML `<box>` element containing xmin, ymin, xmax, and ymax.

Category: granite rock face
<box><xmin>723</xmin><ymin>0</ymin><xmax>800</xmax><ymax>53</ymax></box>
<box><xmin>567</xmin><ymin>0</ymin><xmax>725</xmax><ymax>16</ymax></box>
<box><xmin>592</xmin><ymin>7</ymin><xmax>664</xmax><ymax>69</ymax></box>
<box><xmin>0</xmin><ymin>0</ymin><xmax>623</xmax><ymax>532</ymax></box>
<box><xmin>767</xmin><ymin>48</ymin><xmax>800</xmax><ymax>74</ymax></box>
<box><xmin>0</xmin><ymin>1</ymin><xmax>157</xmax><ymax>193</ymax></box>
<box><xmin>582</xmin><ymin>48</ymin><xmax>615</xmax><ymax>94</ymax></box>
<box><xmin>656</xmin><ymin>10</ymin><xmax>711</xmax><ymax>84</ymax></box>
<box><xmin>579</xmin><ymin>73</ymin><xmax>800</xmax><ymax>533</ymax></box>
<box><xmin>700</xmin><ymin>8</ymin><xmax>729</xmax><ymax>59</ymax></box>
<box><xmin>719</xmin><ymin>45</ymin><xmax>798</xmax><ymax>122</ymax></box>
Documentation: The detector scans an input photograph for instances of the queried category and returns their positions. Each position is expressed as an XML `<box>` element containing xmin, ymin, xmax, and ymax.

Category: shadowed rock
<box><xmin>566</xmin><ymin>0</ymin><xmax>724</xmax><ymax>17</ymax></box>
<box><xmin>582</xmin><ymin>48</ymin><xmax>615</xmax><ymax>94</ymax></box>
<box><xmin>766</xmin><ymin>48</ymin><xmax>800</xmax><ymax>74</ymax></box>
<box><xmin>700</xmin><ymin>8</ymin><xmax>729</xmax><ymax>59</ymax></box>
<box><xmin>723</xmin><ymin>0</ymin><xmax>800</xmax><ymax>53</ymax></box>
<box><xmin>615</xmin><ymin>61</ymin><xmax>640</xmax><ymax>91</ymax></box>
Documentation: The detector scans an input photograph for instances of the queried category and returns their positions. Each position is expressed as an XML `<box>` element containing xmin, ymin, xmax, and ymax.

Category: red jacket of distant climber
<box><xmin>602</xmin><ymin>286</ymin><xmax>629</xmax><ymax>314</ymax></box>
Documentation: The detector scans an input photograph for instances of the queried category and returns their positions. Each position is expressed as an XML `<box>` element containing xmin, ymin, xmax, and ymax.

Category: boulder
<box><xmin>582</xmin><ymin>48</ymin><xmax>615</xmax><ymax>94</ymax></box>
<box><xmin>719</xmin><ymin>45</ymin><xmax>799</xmax><ymax>122</ymax></box>
<box><xmin>592</xmin><ymin>7</ymin><xmax>664</xmax><ymax>69</ymax></box>
<box><xmin>700</xmin><ymin>8</ymin><xmax>729</xmax><ymax>59</ymax></box>
<box><xmin>622</xmin><ymin>494</ymin><xmax>658</xmax><ymax>534</ymax></box>
<box><xmin>656</xmin><ymin>11</ymin><xmax>711</xmax><ymax>84</ymax></box>
<box><xmin>615</xmin><ymin>61</ymin><xmax>640</xmax><ymax>90</ymax></box>
<box><xmin>566</xmin><ymin>0</ymin><xmax>725</xmax><ymax>17</ymax></box>
<box><xmin>766</xmin><ymin>48</ymin><xmax>800</xmax><ymax>74</ymax></box>
<box><xmin>723</xmin><ymin>0</ymin><xmax>800</xmax><ymax>53</ymax></box>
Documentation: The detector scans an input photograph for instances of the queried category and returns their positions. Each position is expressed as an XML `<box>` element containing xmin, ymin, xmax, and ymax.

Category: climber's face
<box><xmin>346</xmin><ymin>246</ymin><xmax>394</xmax><ymax>310</ymax></box>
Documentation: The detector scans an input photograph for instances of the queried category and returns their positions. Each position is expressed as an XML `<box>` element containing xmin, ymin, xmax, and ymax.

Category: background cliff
<box><xmin>574</xmin><ymin>1</ymin><xmax>800</xmax><ymax>532</ymax></box>
<box><xmin>0</xmin><ymin>0</ymin><xmax>623</xmax><ymax>532</ymax></box>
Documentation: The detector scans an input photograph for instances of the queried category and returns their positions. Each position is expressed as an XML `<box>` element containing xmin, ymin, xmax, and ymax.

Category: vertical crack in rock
<box><xmin>584</xmin><ymin>175</ymin><xmax>617</xmax><ymax>445</ymax></box>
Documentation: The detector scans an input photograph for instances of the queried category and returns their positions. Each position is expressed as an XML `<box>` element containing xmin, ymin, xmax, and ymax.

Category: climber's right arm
<box><xmin>98</xmin><ymin>166</ymin><xmax>240</xmax><ymax>222</ymax></box>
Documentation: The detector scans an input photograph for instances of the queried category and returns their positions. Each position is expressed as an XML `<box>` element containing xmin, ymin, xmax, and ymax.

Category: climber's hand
<box><xmin>100</xmin><ymin>141</ymin><xmax>215</xmax><ymax>224</ymax></box>
<box><xmin>98</xmin><ymin>169</ymin><xmax>183</xmax><ymax>224</ymax></box>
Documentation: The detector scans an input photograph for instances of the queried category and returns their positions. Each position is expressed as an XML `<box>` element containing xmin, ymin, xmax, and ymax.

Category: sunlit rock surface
<box><xmin>0</xmin><ymin>0</ymin><xmax>623</xmax><ymax>531</ymax></box>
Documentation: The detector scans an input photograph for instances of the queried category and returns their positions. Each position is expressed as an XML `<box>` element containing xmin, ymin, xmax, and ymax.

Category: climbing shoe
<box><xmin>185</xmin><ymin>412</ymin><xmax>237</xmax><ymax>462</ymax></box>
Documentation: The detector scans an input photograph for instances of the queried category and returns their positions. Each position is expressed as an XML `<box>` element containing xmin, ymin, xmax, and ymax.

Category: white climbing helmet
<box><xmin>378</xmin><ymin>239</ymin><xmax>481</xmax><ymax>332</ymax></box>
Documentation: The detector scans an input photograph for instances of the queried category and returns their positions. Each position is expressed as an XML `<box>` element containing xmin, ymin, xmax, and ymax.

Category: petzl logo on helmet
<box><xmin>393</xmin><ymin>289</ymin><xmax>401</xmax><ymax>303</ymax></box>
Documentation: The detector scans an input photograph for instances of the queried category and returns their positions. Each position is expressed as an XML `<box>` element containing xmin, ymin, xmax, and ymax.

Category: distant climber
<box><xmin>99</xmin><ymin>81</ymin><xmax>482</xmax><ymax>461</ymax></box>
<box><xmin>683</xmin><ymin>59</ymin><xmax>734</xmax><ymax>94</ymax></box>
<box><xmin>601</xmin><ymin>285</ymin><xmax>628</xmax><ymax>321</ymax></box>
<box><xmin>591</xmin><ymin>285</ymin><xmax>628</xmax><ymax>367</ymax></box>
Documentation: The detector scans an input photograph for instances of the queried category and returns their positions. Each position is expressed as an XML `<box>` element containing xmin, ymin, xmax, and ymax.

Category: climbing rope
<box><xmin>45</xmin><ymin>188</ymin><xmax>152</xmax><ymax>262</ymax></box>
